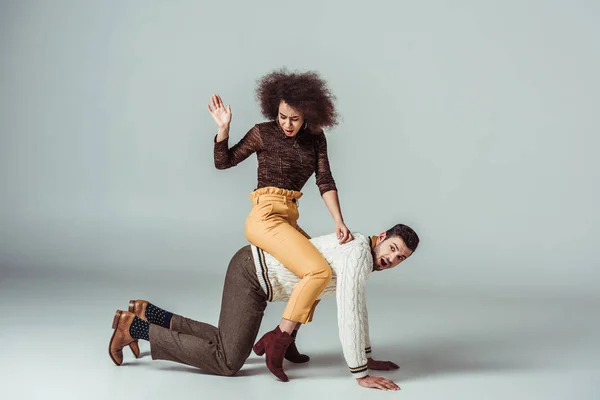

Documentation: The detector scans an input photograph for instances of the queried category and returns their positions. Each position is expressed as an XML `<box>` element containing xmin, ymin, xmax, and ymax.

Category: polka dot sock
<box><xmin>144</xmin><ymin>303</ymin><xmax>174</xmax><ymax>329</ymax></box>
<box><xmin>129</xmin><ymin>316</ymin><xmax>149</xmax><ymax>341</ymax></box>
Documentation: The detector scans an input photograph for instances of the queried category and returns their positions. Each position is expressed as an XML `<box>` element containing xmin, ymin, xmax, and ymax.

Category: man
<box><xmin>108</xmin><ymin>223</ymin><xmax>419</xmax><ymax>391</ymax></box>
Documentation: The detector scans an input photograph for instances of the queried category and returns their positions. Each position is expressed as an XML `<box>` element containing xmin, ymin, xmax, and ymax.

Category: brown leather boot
<box><xmin>253</xmin><ymin>326</ymin><xmax>295</xmax><ymax>382</ymax></box>
<box><xmin>285</xmin><ymin>330</ymin><xmax>310</xmax><ymax>363</ymax></box>
<box><xmin>108</xmin><ymin>310</ymin><xmax>139</xmax><ymax>365</ymax></box>
<box><xmin>128</xmin><ymin>300</ymin><xmax>149</xmax><ymax>321</ymax></box>
<box><xmin>126</xmin><ymin>300</ymin><xmax>149</xmax><ymax>359</ymax></box>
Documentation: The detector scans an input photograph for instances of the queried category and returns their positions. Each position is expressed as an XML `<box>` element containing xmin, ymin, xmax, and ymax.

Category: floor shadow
<box><xmin>287</xmin><ymin>352</ymin><xmax>346</xmax><ymax>369</ymax></box>
<box><xmin>155</xmin><ymin>364</ymin><xmax>264</xmax><ymax>377</ymax></box>
<box><xmin>369</xmin><ymin>328</ymin><xmax>588</xmax><ymax>382</ymax></box>
<box><xmin>243</xmin><ymin>358</ymin><xmax>264</xmax><ymax>365</ymax></box>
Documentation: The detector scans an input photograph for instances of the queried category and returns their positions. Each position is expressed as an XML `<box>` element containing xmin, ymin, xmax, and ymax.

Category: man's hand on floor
<box><xmin>356</xmin><ymin>375</ymin><xmax>400</xmax><ymax>391</ymax></box>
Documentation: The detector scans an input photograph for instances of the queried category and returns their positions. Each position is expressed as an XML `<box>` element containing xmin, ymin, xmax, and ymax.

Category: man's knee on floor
<box><xmin>221</xmin><ymin>359</ymin><xmax>245</xmax><ymax>376</ymax></box>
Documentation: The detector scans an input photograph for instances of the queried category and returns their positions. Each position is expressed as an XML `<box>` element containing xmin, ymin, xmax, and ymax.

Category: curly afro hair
<box><xmin>256</xmin><ymin>68</ymin><xmax>339</xmax><ymax>130</ymax></box>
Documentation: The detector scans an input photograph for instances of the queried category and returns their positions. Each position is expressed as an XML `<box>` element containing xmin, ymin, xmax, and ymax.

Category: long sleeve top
<box><xmin>214</xmin><ymin>121</ymin><xmax>337</xmax><ymax>195</ymax></box>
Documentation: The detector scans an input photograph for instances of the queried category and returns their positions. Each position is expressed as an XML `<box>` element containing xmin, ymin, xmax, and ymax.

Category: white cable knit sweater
<box><xmin>251</xmin><ymin>232</ymin><xmax>374</xmax><ymax>378</ymax></box>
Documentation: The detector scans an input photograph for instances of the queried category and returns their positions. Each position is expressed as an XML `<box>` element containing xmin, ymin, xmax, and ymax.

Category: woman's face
<box><xmin>277</xmin><ymin>100</ymin><xmax>305</xmax><ymax>137</ymax></box>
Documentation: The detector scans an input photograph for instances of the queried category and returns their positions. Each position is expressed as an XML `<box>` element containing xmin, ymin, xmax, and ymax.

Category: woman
<box><xmin>208</xmin><ymin>69</ymin><xmax>352</xmax><ymax>381</ymax></box>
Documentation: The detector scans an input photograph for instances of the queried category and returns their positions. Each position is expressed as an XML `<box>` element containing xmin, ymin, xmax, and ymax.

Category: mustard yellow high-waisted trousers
<box><xmin>244</xmin><ymin>187</ymin><xmax>331</xmax><ymax>324</ymax></box>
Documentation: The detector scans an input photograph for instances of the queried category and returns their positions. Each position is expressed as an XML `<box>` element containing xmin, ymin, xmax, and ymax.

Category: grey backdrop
<box><xmin>1</xmin><ymin>0</ymin><xmax>599</xmax><ymax>299</ymax></box>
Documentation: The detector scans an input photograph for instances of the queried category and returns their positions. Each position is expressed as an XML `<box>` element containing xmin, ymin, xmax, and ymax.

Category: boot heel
<box><xmin>112</xmin><ymin>311</ymin><xmax>122</xmax><ymax>329</ymax></box>
<box><xmin>253</xmin><ymin>338</ymin><xmax>266</xmax><ymax>356</ymax></box>
<box><xmin>128</xmin><ymin>300</ymin><xmax>135</xmax><ymax>313</ymax></box>
<box><xmin>129</xmin><ymin>340</ymin><xmax>141</xmax><ymax>358</ymax></box>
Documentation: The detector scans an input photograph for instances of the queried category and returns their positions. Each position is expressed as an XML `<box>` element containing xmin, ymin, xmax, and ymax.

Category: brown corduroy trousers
<box><xmin>148</xmin><ymin>246</ymin><xmax>267</xmax><ymax>376</ymax></box>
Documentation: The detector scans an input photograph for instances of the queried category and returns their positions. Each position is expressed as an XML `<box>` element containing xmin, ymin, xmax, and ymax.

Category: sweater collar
<box><xmin>370</xmin><ymin>236</ymin><xmax>378</xmax><ymax>271</ymax></box>
<box><xmin>370</xmin><ymin>235</ymin><xmax>378</xmax><ymax>250</ymax></box>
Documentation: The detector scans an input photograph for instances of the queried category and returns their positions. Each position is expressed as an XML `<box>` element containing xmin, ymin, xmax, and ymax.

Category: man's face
<box><xmin>372</xmin><ymin>232</ymin><xmax>413</xmax><ymax>271</ymax></box>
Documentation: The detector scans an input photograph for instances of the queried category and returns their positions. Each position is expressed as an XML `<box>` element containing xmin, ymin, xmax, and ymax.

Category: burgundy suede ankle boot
<box><xmin>284</xmin><ymin>329</ymin><xmax>310</xmax><ymax>363</ymax></box>
<box><xmin>253</xmin><ymin>326</ymin><xmax>295</xmax><ymax>381</ymax></box>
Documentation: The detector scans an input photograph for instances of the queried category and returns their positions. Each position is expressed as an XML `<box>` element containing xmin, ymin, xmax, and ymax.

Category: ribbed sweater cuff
<box><xmin>349</xmin><ymin>363</ymin><xmax>369</xmax><ymax>379</ymax></box>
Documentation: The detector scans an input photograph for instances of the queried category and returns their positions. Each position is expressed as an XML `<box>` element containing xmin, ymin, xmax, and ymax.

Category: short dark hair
<box><xmin>385</xmin><ymin>224</ymin><xmax>420</xmax><ymax>252</ymax></box>
<box><xmin>255</xmin><ymin>68</ymin><xmax>339</xmax><ymax>130</ymax></box>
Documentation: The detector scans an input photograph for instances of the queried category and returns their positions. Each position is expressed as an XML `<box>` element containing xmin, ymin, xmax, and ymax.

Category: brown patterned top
<box><xmin>214</xmin><ymin>121</ymin><xmax>337</xmax><ymax>195</ymax></box>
